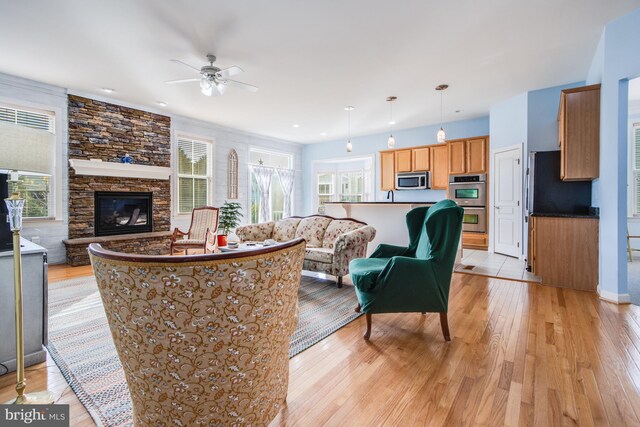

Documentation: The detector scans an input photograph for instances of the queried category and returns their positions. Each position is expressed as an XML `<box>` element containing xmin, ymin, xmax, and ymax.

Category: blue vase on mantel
<box><xmin>121</xmin><ymin>154</ymin><xmax>133</xmax><ymax>164</ymax></box>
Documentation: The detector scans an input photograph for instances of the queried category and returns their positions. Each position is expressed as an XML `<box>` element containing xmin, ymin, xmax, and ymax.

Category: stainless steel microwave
<box><xmin>396</xmin><ymin>172</ymin><xmax>430</xmax><ymax>190</ymax></box>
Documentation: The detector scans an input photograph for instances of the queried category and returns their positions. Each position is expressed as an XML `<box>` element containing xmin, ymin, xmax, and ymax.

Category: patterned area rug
<box><xmin>47</xmin><ymin>274</ymin><xmax>361</xmax><ymax>427</ymax></box>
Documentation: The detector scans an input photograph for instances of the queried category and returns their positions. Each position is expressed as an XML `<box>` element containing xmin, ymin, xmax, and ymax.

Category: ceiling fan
<box><xmin>165</xmin><ymin>54</ymin><xmax>258</xmax><ymax>96</ymax></box>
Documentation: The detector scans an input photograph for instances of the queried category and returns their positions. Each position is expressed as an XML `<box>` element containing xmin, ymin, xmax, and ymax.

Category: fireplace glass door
<box><xmin>94</xmin><ymin>191</ymin><xmax>153</xmax><ymax>236</ymax></box>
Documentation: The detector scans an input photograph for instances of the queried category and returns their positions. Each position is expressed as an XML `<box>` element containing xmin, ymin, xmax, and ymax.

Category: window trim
<box><xmin>0</xmin><ymin>97</ymin><xmax>62</xmax><ymax>222</ymax></box>
<box><xmin>311</xmin><ymin>154</ymin><xmax>374</xmax><ymax>213</ymax></box>
<box><xmin>337</xmin><ymin>169</ymin><xmax>365</xmax><ymax>202</ymax></box>
<box><xmin>173</xmin><ymin>132</ymin><xmax>214</xmax><ymax>216</ymax></box>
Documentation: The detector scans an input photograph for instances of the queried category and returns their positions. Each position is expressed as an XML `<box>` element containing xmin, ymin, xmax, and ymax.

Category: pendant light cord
<box><xmin>440</xmin><ymin>90</ymin><xmax>443</xmax><ymax>128</ymax></box>
<box><xmin>389</xmin><ymin>100</ymin><xmax>394</xmax><ymax>135</ymax></box>
<box><xmin>348</xmin><ymin>108</ymin><xmax>351</xmax><ymax>141</ymax></box>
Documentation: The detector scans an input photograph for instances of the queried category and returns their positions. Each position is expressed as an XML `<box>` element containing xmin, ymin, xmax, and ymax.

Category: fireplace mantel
<box><xmin>69</xmin><ymin>159</ymin><xmax>171</xmax><ymax>180</ymax></box>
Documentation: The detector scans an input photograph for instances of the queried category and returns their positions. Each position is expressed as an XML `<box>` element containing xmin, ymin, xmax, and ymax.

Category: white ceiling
<box><xmin>1</xmin><ymin>0</ymin><xmax>638</xmax><ymax>143</ymax></box>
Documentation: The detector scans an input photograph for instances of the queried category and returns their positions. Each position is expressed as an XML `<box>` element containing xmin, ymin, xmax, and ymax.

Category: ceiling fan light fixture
<box><xmin>200</xmin><ymin>79</ymin><xmax>213</xmax><ymax>96</ymax></box>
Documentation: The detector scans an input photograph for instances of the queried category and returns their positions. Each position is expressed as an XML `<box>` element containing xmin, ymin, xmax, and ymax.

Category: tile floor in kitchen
<box><xmin>456</xmin><ymin>249</ymin><xmax>542</xmax><ymax>282</ymax></box>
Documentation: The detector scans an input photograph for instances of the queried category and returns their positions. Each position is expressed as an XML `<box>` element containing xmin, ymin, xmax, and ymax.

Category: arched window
<box><xmin>227</xmin><ymin>149</ymin><xmax>238</xmax><ymax>199</ymax></box>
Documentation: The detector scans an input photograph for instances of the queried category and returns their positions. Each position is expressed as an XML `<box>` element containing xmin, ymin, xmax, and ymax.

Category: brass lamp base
<box><xmin>4</xmin><ymin>390</ymin><xmax>55</xmax><ymax>405</ymax></box>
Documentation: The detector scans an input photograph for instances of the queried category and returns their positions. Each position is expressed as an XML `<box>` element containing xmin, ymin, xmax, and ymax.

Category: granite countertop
<box><xmin>324</xmin><ymin>201</ymin><xmax>437</xmax><ymax>205</ymax></box>
<box><xmin>0</xmin><ymin>238</ymin><xmax>47</xmax><ymax>257</ymax></box>
<box><xmin>530</xmin><ymin>212</ymin><xmax>599</xmax><ymax>219</ymax></box>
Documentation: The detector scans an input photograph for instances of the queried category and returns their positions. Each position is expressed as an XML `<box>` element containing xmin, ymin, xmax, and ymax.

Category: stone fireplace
<box><xmin>63</xmin><ymin>95</ymin><xmax>173</xmax><ymax>266</ymax></box>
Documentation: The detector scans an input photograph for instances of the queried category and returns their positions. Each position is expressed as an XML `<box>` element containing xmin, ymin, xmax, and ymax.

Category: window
<box><xmin>339</xmin><ymin>171</ymin><xmax>364</xmax><ymax>202</ymax></box>
<box><xmin>249</xmin><ymin>149</ymin><xmax>293</xmax><ymax>223</ymax></box>
<box><xmin>176</xmin><ymin>136</ymin><xmax>212</xmax><ymax>214</ymax></box>
<box><xmin>317</xmin><ymin>172</ymin><xmax>334</xmax><ymax>208</ymax></box>
<box><xmin>633</xmin><ymin>124</ymin><xmax>640</xmax><ymax>216</ymax></box>
<box><xmin>0</xmin><ymin>105</ymin><xmax>55</xmax><ymax>219</ymax></box>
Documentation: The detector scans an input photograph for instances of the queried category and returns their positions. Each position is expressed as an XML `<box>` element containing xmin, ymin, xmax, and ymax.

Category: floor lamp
<box><xmin>0</xmin><ymin>121</ymin><xmax>54</xmax><ymax>405</ymax></box>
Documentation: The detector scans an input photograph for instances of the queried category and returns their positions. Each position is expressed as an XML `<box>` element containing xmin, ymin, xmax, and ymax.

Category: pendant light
<box><xmin>345</xmin><ymin>106</ymin><xmax>355</xmax><ymax>152</ymax></box>
<box><xmin>387</xmin><ymin>96</ymin><xmax>397</xmax><ymax>148</ymax></box>
<box><xmin>436</xmin><ymin>84</ymin><xmax>448</xmax><ymax>143</ymax></box>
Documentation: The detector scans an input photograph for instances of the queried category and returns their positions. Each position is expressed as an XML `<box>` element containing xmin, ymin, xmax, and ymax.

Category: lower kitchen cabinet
<box><xmin>528</xmin><ymin>215</ymin><xmax>598</xmax><ymax>291</ymax></box>
<box><xmin>462</xmin><ymin>232</ymin><xmax>488</xmax><ymax>250</ymax></box>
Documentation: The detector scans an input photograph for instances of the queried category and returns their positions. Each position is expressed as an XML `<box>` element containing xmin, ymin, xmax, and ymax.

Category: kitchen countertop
<box><xmin>530</xmin><ymin>212</ymin><xmax>599</xmax><ymax>219</ymax></box>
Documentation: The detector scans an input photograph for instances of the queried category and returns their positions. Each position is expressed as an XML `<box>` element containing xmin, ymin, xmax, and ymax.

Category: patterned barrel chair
<box><xmin>89</xmin><ymin>238</ymin><xmax>306</xmax><ymax>427</ymax></box>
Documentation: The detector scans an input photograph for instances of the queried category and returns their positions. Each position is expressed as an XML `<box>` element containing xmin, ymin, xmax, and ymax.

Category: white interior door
<box><xmin>493</xmin><ymin>146</ymin><xmax>522</xmax><ymax>257</ymax></box>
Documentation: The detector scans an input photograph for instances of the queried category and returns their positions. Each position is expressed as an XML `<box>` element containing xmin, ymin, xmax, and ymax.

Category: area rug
<box><xmin>47</xmin><ymin>274</ymin><xmax>361</xmax><ymax>427</ymax></box>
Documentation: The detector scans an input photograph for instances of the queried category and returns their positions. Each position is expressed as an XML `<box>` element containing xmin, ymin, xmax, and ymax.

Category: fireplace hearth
<box><xmin>94</xmin><ymin>191</ymin><xmax>153</xmax><ymax>236</ymax></box>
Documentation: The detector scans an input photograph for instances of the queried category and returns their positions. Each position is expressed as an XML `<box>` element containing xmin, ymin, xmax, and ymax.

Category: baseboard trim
<box><xmin>597</xmin><ymin>285</ymin><xmax>631</xmax><ymax>304</ymax></box>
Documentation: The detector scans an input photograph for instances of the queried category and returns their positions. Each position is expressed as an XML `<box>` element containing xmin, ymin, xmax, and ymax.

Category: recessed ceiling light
<box><xmin>157</xmin><ymin>101</ymin><xmax>168</xmax><ymax>107</ymax></box>
<box><xmin>389</xmin><ymin>121</ymin><xmax>396</xmax><ymax>125</ymax></box>
<box><xmin>320</xmin><ymin>132</ymin><xmax>327</xmax><ymax>136</ymax></box>
<box><xmin>455</xmin><ymin>109</ymin><xmax>462</xmax><ymax>113</ymax></box>
<box><xmin>344</xmin><ymin>106</ymin><xmax>355</xmax><ymax>111</ymax></box>
<box><xmin>101</xmin><ymin>87</ymin><xmax>114</xmax><ymax>93</ymax></box>
<box><xmin>292</xmin><ymin>124</ymin><xmax>300</xmax><ymax>128</ymax></box>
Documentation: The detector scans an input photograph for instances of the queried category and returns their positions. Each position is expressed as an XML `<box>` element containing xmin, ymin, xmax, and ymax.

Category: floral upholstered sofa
<box><xmin>236</xmin><ymin>215</ymin><xmax>376</xmax><ymax>287</ymax></box>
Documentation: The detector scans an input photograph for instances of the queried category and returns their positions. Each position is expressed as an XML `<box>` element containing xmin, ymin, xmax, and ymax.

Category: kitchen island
<box><xmin>324</xmin><ymin>202</ymin><xmax>440</xmax><ymax>256</ymax></box>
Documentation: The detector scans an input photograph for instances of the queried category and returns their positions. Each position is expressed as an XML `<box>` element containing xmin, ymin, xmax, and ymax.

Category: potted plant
<box><xmin>217</xmin><ymin>201</ymin><xmax>243</xmax><ymax>247</ymax></box>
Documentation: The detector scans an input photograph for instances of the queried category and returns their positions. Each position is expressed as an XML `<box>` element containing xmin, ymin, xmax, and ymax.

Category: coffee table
<box><xmin>218</xmin><ymin>242</ymin><xmax>277</xmax><ymax>253</ymax></box>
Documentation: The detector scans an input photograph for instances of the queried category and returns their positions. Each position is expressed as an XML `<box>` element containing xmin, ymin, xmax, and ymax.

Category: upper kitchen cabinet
<box><xmin>447</xmin><ymin>136</ymin><xmax>489</xmax><ymax>175</ymax></box>
<box><xmin>430</xmin><ymin>144</ymin><xmax>448</xmax><ymax>190</ymax></box>
<box><xmin>380</xmin><ymin>150</ymin><xmax>395</xmax><ymax>191</ymax></box>
<box><xmin>395</xmin><ymin>149</ymin><xmax>413</xmax><ymax>173</ymax></box>
<box><xmin>412</xmin><ymin>147</ymin><xmax>430</xmax><ymax>171</ymax></box>
<box><xmin>448</xmin><ymin>140</ymin><xmax>466</xmax><ymax>174</ymax></box>
<box><xmin>558</xmin><ymin>84</ymin><xmax>600</xmax><ymax>181</ymax></box>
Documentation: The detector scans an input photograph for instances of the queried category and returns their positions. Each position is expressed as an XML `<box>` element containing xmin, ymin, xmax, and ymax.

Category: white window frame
<box><xmin>337</xmin><ymin>169</ymin><xmax>365</xmax><ymax>202</ymax></box>
<box><xmin>631</xmin><ymin>123</ymin><xmax>640</xmax><ymax>218</ymax></box>
<box><xmin>311</xmin><ymin>155</ymin><xmax>374</xmax><ymax>214</ymax></box>
<box><xmin>248</xmin><ymin>147</ymin><xmax>294</xmax><ymax>223</ymax></box>
<box><xmin>316</xmin><ymin>171</ymin><xmax>336</xmax><ymax>209</ymax></box>
<box><xmin>0</xmin><ymin>99</ymin><xmax>61</xmax><ymax>221</ymax></box>
<box><xmin>174</xmin><ymin>133</ymin><xmax>214</xmax><ymax>216</ymax></box>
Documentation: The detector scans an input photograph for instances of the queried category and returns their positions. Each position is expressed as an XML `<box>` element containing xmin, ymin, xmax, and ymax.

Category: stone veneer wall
<box><xmin>66</xmin><ymin>95</ymin><xmax>171</xmax><ymax>263</ymax></box>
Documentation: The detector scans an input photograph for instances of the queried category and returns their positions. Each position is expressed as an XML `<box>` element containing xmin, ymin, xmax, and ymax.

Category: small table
<box><xmin>218</xmin><ymin>242</ymin><xmax>277</xmax><ymax>253</ymax></box>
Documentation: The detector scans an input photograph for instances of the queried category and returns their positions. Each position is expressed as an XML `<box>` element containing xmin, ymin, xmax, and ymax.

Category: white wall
<box><xmin>170</xmin><ymin>115</ymin><xmax>303</xmax><ymax>232</ymax></box>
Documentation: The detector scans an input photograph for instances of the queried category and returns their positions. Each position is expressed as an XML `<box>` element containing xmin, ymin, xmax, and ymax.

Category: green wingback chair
<box><xmin>349</xmin><ymin>200</ymin><xmax>463</xmax><ymax>341</ymax></box>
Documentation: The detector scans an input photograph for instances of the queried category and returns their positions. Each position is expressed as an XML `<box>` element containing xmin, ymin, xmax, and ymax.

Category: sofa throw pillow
<box><xmin>273</xmin><ymin>218</ymin><xmax>302</xmax><ymax>242</ymax></box>
<box><xmin>322</xmin><ymin>220</ymin><xmax>363</xmax><ymax>249</ymax></box>
<box><xmin>294</xmin><ymin>216</ymin><xmax>332</xmax><ymax>248</ymax></box>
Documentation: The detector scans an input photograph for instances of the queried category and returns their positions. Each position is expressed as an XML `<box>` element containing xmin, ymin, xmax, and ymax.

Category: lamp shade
<box><xmin>0</xmin><ymin>122</ymin><xmax>54</xmax><ymax>175</ymax></box>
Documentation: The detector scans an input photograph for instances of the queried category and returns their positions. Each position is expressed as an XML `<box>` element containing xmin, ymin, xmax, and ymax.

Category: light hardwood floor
<box><xmin>2</xmin><ymin>265</ymin><xmax>640</xmax><ymax>426</ymax></box>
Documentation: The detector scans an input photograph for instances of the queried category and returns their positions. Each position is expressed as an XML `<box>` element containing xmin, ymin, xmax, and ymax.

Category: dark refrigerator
<box><xmin>526</xmin><ymin>151</ymin><xmax>592</xmax><ymax>216</ymax></box>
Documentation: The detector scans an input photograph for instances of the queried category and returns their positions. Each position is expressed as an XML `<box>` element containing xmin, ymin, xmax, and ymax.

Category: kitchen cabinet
<box><xmin>447</xmin><ymin>136</ymin><xmax>489</xmax><ymax>175</ymax></box>
<box><xmin>430</xmin><ymin>144</ymin><xmax>448</xmax><ymax>190</ymax></box>
<box><xmin>448</xmin><ymin>140</ymin><xmax>466</xmax><ymax>174</ymax></box>
<box><xmin>412</xmin><ymin>147</ymin><xmax>430</xmax><ymax>171</ymax></box>
<box><xmin>558</xmin><ymin>84</ymin><xmax>600</xmax><ymax>180</ymax></box>
<box><xmin>528</xmin><ymin>215</ymin><xmax>598</xmax><ymax>291</ymax></box>
<box><xmin>380</xmin><ymin>151</ymin><xmax>395</xmax><ymax>191</ymax></box>
<box><xmin>395</xmin><ymin>149</ymin><xmax>413</xmax><ymax>173</ymax></box>
<box><xmin>462</xmin><ymin>232</ymin><xmax>488</xmax><ymax>250</ymax></box>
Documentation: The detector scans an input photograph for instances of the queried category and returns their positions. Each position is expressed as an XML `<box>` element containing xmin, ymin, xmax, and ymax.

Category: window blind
<box><xmin>1</xmin><ymin>104</ymin><xmax>55</xmax><ymax>218</ymax></box>
<box><xmin>177</xmin><ymin>137</ymin><xmax>210</xmax><ymax>214</ymax></box>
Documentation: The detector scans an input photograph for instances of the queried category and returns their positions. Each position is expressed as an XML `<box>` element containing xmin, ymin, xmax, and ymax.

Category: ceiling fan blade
<box><xmin>225</xmin><ymin>79</ymin><xmax>259</xmax><ymax>92</ymax></box>
<box><xmin>165</xmin><ymin>78</ymin><xmax>201</xmax><ymax>84</ymax></box>
<box><xmin>170</xmin><ymin>59</ymin><xmax>201</xmax><ymax>72</ymax></box>
<box><xmin>216</xmin><ymin>66</ymin><xmax>244</xmax><ymax>79</ymax></box>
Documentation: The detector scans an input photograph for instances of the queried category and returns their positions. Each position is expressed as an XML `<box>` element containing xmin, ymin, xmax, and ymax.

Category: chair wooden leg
<box><xmin>337</xmin><ymin>276</ymin><xmax>343</xmax><ymax>288</ymax></box>
<box><xmin>440</xmin><ymin>312</ymin><xmax>451</xmax><ymax>341</ymax></box>
<box><xmin>355</xmin><ymin>303</ymin><xmax>361</xmax><ymax>313</ymax></box>
<box><xmin>364</xmin><ymin>313</ymin><xmax>372</xmax><ymax>340</ymax></box>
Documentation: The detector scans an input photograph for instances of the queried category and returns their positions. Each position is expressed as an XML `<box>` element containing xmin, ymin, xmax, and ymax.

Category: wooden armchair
<box><xmin>170</xmin><ymin>206</ymin><xmax>219</xmax><ymax>254</ymax></box>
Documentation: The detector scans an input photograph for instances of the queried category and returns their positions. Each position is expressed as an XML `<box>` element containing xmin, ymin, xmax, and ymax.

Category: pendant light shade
<box><xmin>387</xmin><ymin>96</ymin><xmax>397</xmax><ymax>148</ymax></box>
<box><xmin>345</xmin><ymin>106</ymin><xmax>355</xmax><ymax>153</ymax></box>
<box><xmin>435</xmin><ymin>84</ymin><xmax>448</xmax><ymax>143</ymax></box>
<box><xmin>387</xmin><ymin>135</ymin><xmax>396</xmax><ymax>148</ymax></box>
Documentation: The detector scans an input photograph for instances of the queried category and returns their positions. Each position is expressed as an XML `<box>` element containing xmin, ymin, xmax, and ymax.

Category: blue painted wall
<box><xmin>527</xmin><ymin>82</ymin><xmax>585</xmax><ymax>152</ymax></box>
<box><xmin>489</xmin><ymin>93</ymin><xmax>528</xmax><ymax>151</ymax></box>
<box><xmin>586</xmin><ymin>6</ymin><xmax>640</xmax><ymax>300</ymax></box>
<box><xmin>301</xmin><ymin>117</ymin><xmax>490</xmax><ymax>214</ymax></box>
